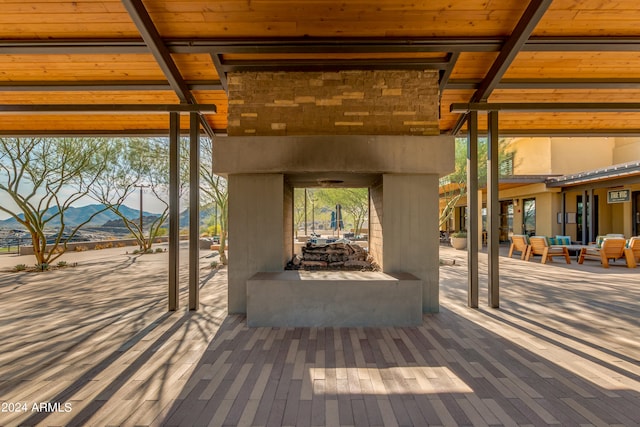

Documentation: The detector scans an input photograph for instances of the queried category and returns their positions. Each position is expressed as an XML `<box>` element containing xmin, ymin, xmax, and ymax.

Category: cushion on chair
<box><xmin>595</xmin><ymin>236</ymin><xmax>605</xmax><ymax>248</ymax></box>
<box><xmin>625</xmin><ymin>236</ymin><xmax>638</xmax><ymax>248</ymax></box>
<box><xmin>583</xmin><ymin>247</ymin><xmax>600</xmax><ymax>256</ymax></box>
<box><xmin>555</xmin><ymin>236</ymin><xmax>571</xmax><ymax>245</ymax></box>
<box><xmin>548</xmin><ymin>237</ymin><xmax>557</xmax><ymax>245</ymax></box>
<box><xmin>533</xmin><ymin>236</ymin><xmax>551</xmax><ymax>246</ymax></box>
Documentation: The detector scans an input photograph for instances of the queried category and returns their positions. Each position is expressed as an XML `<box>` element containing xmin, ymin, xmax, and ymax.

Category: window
<box><xmin>499</xmin><ymin>153</ymin><xmax>514</xmax><ymax>176</ymax></box>
<box><xmin>522</xmin><ymin>198</ymin><xmax>536</xmax><ymax>236</ymax></box>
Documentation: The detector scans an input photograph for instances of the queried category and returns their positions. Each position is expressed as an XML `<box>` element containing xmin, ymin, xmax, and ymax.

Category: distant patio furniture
<box><xmin>508</xmin><ymin>235</ymin><xmax>530</xmax><ymax>260</ymax></box>
<box><xmin>578</xmin><ymin>237</ymin><xmax>635</xmax><ymax>268</ymax></box>
<box><xmin>624</xmin><ymin>236</ymin><xmax>639</xmax><ymax>267</ymax></box>
<box><xmin>526</xmin><ymin>236</ymin><xmax>571</xmax><ymax>264</ymax></box>
<box><xmin>562</xmin><ymin>244</ymin><xmax>591</xmax><ymax>261</ymax></box>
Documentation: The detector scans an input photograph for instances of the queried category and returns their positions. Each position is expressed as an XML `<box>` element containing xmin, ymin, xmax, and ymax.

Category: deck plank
<box><xmin>0</xmin><ymin>246</ymin><xmax>638</xmax><ymax>426</ymax></box>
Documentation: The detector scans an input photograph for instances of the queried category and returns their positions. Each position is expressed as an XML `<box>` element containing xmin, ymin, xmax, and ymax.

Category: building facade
<box><xmin>443</xmin><ymin>137</ymin><xmax>640</xmax><ymax>244</ymax></box>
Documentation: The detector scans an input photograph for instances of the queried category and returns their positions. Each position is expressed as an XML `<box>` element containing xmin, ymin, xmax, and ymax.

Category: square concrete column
<box><xmin>228</xmin><ymin>173</ymin><xmax>285</xmax><ymax>314</ymax></box>
<box><xmin>382</xmin><ymin>174</ymin><xmax>440</xmax><ymax>312</ymax></box>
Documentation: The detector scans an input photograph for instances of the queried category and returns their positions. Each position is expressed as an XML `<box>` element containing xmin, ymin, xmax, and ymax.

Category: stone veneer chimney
<box><xmin>226</xmin><ymin>70</ymin><xmax>439</xmax><ymax>136</ymax></box>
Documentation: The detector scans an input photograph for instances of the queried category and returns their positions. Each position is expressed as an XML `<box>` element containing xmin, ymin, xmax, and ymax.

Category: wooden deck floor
<box><xmin>0</xmin><ymin>246</ymin><xmax>638</xmax><ymax>426</ymax></box>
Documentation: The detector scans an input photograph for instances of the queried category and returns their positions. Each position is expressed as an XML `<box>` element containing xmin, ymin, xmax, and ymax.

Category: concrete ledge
<box><xmin>213</xmin><ymin>135</ymin><xmax>454</xmax><ymax>177</ymax></box>
<box><xmin>246</xmin><ymin>270</ymin><xmax>422</xmax><ymax>327</ymax></box>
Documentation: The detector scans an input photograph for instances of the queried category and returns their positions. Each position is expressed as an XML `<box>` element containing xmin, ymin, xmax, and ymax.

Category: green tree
<box><xmin>0</xmin><ymin>137</ymin><xmax>116</xmax><ymax>265</ymax></box>
<box><xmin>439</xmin><ymin>137</ymin><xmax>515</xmax><ymax>230</ymax></box>
<box><xmin>200</xmin><ymin>137</ymin><xmax>229</xmax><ymax>264</ymax></box>
<box><xmin>439</xmin><ymin>138</ymin><xmax>468</xmax><ymax>229</ymax></box>
<box><xmin>313</xmin><ymin>188</ymin><xmax>369</xmax><ymax>237</ymax></box>
<box><xmin>91</xmin><ymin>137</ymin><xmax>188</xmax><ymax>253</ymax></box>
<box><xmin>293</xmin><ymin>189</ymin><xmax>308</xmax><ymax>237</ymax></box>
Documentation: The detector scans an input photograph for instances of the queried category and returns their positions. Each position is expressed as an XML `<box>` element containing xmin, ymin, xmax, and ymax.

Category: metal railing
<box><xmin>0</xmin><ymin>235</ymin><xmax>26</xmax><ymax>254</ymax></box>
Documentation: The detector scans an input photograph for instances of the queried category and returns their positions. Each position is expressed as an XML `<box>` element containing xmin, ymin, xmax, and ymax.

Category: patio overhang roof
<box><xmin>3</xmin><ymin>1</ymin><xmax>640</xmax><ymax>137</ymax></box>
<box><xmin>546</xmin><ymin>161</ymin><xmax>640</xmax><ymax>188</ymax></box>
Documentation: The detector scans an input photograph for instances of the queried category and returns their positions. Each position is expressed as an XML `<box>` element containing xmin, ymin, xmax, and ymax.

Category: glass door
<box><xmin>499</xmin><ymin>200</ymin><xmax>513</xmax><ymax>242</ymax></box>
<box><xmin>577</xmin><ymin>194</ymin><xmax>599</xmax><ymax>243</ymax></box>
<box><xmin>522</xmin><ymin>198</ymin><xmax>536</xmax><ymax>237</ymax></box>
<box><xmin>634</xmin><ymin>191</ymin><xmax>640</xmax><ymax>236</ymax></box>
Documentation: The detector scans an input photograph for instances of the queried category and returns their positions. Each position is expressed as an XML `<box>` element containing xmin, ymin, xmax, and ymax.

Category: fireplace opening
<box><xmin>286</xmin><ymin>187</ymin><xmax>379</xmax><ymax>271</ymax></box>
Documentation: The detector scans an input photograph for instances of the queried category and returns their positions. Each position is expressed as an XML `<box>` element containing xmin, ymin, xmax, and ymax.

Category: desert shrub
<box><xmin>57</xmin><ymin>261</ymin><xmax>68</xmax><ymax>268</ymax></box>
<box><xmin>35</xmin><ymin>263</ymin><xmax>49</xmax><ymax>271</ymax></box>
<box><xmin>210</xmin><ymin>260</ymin><xmax>219</xmax><ymax>269</ymax></box>
<box><xmin>74</xmin><ymin>245</ymin><xmax>88</xmax><ymax>252</ymax></box>
<box><xmin>13</xmin><ymin>264</ymin><xmax>27</xmax><ymax>272</ymax></box>
<box><xmin>155</xmin><ymin>248</ymin><xmax>163</xmax><ymax>253</ymax></box>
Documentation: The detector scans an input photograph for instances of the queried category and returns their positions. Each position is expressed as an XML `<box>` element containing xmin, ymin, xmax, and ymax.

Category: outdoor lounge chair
<box><xmin>578</xmin><ymin>237</ymin><xmax>635</xmax><ymax>268</ymax></box>
<box><xmin>508</xmin><ymin>235</ymin><xmax>530</xmax><ymax>260</ymax></box>
<box><xmin>526</xmin><ymin>236</ymin><xmax>571</xmax><ymax>264</ymax></box>
<box><xmin>624</xmin><ymin>236</ymin><xmax>639</xmax><ymax>267</ymax></box>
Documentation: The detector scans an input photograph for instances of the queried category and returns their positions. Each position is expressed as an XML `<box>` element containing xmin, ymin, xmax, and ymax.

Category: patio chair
<box><xmin>623</xmin><ymin>236</ymin><xmax>639</xmax><ymax>267</ymax></box>
<box><xmin>508</xmin><ymin>235</ymin><xmax>530</xmax><ymax>260</ymax></box>
<box><xmin>526</xmin><ymin>236</ymin><xmax>571</xmax><ymax>264</ymax></box>
<box><xmin>578</xmin><ymin>237</ymin><xmax>634</xmax><ymax>268</ymax></box>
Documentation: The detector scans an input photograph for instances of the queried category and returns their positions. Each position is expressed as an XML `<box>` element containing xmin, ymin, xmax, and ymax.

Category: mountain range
<box><xmin>0</xmin><ymin>204</ymin><xmax>214</xmax><ymax>229</ymax></box>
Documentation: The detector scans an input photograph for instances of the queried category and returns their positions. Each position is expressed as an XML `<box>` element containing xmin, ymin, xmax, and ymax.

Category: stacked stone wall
<box><xmin>227</xmin><ymin>70</ymin><xmax>439</xmax><ymax>136</ymax></box>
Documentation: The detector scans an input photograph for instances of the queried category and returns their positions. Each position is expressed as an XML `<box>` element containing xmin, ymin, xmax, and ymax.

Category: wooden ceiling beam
<box><xmin>451</xmin><ymin>0</ymin><xmax>553</xmax><ymax>135</ymax></box>
<box><xmin>0</xmin><ymin>104</ymin><xmax>217</xmax><ymax>113</ymax></box>
<box><xmin>121</xmin><ymin>0</ymin><xmax>194</xmax><ymax>104</ymax></box>
<box><xmin>442</xmin><ymin>128</ymin><xmax>640</xmax><ymax>137</ymax></box>
<box><xmin>451</xmin><ymin>102</ymin><xmax>640</xmax><ymax>113</ymax></box>
<box><xmin>524</xmin><ymin>37</ymin><xmax>640</xmax><ymax>52</ymax></box>
<box><xmin>210</xmin><ymin>53</ymin><xmax>228</xmax><ymax>92</ymax></box>
<box><xmin>0</xmin><ymin>129</ymin><xmax>212</xmax><ymax>137</ymax></box>
<box><xmin>0</xmin><ymin>81</ymin><xmax>224</xmax><ymax>92</ymax></box>
<box><xmin>3</xmin><ymin>37</ymin><xmax>639</xmax><ymax>56</ymax></box>
<box><xmin>473</xmin><ymin>0</ymin><xmax>554</xmax><ymax>102</ymax></box>
<box><xmin>121</xmin><ymin>0</ymin><xmax>220</xmax><ymax>140</ymax></box>
<box><xmin>446</xmin><ymin>78</ymin><xmax>640</xmax><ymax>90</ymax></box>
<box><xmin>219</xmin><ymin>57</ymin><xmax>450</xmax><ymax>72</ymax></box>
<box><xmin>439</xmin><ymin>53</ymin><xmax>460</xmax><ymax>94</ymax></box>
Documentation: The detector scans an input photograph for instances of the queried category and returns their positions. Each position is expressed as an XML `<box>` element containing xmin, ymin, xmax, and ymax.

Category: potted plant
<box><xmin>450</xmin><ymin>231</ymin><xmax>467</xmax><ymax>250</ymax></box>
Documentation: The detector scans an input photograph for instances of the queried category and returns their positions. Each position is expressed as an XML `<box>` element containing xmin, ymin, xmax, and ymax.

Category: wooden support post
<box><xmin>487</xmin><ymin>111</ymin><xmax>499</xmax><ymax>309</ymax></box>
<box><xmin>467</xmin><ymin>111</ymin><xmax>479</xmax><ymax>309</ymax></box>
<box><xmin>189</xmin><ymin>112</ymin><xmax>200</xmax><ymax>311</ymax></box>
<box><xmin>168</xmin><ymin>112</ymin><xmax>180</xmax><ymax>311</ymax></box>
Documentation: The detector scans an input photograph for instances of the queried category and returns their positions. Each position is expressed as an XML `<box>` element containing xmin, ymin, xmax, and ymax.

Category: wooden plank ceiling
<box><xmin>2</xmin><ymin>0</ymin><xmax>640</xmax><ymax>136</ymax></box>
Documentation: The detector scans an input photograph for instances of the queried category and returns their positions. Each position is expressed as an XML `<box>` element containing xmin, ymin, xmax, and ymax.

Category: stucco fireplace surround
<box><xmin>213</xmin><ymin>135</ymin><xmax>454</xmax><ymax>327</ymax></box>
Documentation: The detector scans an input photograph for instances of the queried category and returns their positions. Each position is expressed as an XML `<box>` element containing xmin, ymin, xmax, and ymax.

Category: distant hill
<box><xmin>180</xmin><ymin>204</ymin><xmax>218</xmax><ymax>228</ymax></box>
<box><xmin>0</xmin><ymin>203</ymin><xmax>218</xmax><ymax>230</ymax></box>
<box><xmin>0</xmin><ymin>204</ymin><xmax>157</xmax><ymax>229</ymax></box>
<box><xmin>102</xmin><ymin>214</ymin><xmax>162</xmax><ymax>228</ymax></box>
